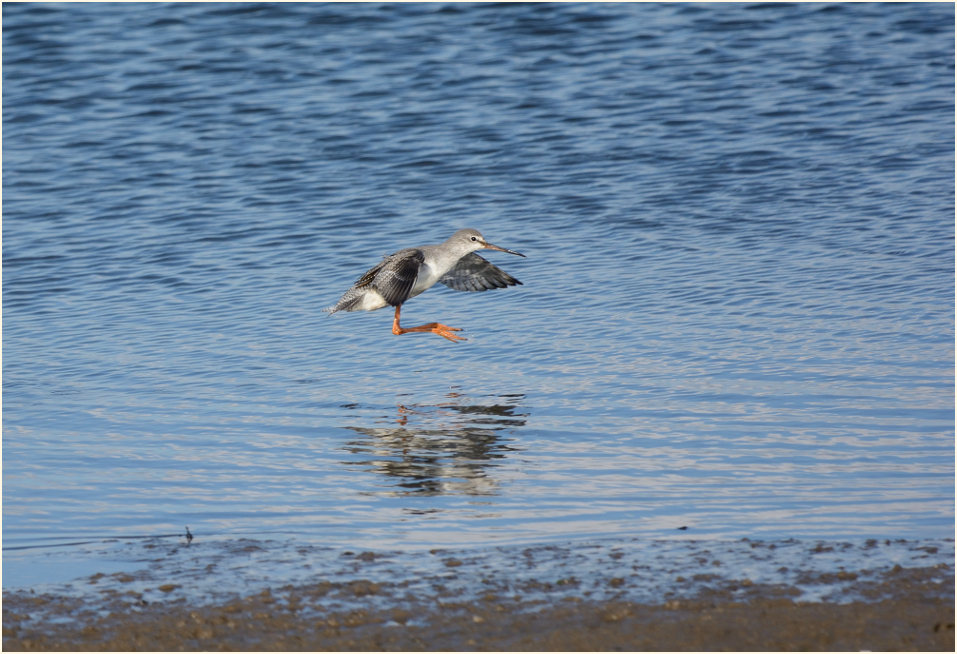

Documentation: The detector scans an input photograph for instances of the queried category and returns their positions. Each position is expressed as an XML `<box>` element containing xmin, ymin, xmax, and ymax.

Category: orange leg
<box><xmin>392</xmin><ymin>305</ymin><xmax>466</xmax><ymax>342</ymax></box>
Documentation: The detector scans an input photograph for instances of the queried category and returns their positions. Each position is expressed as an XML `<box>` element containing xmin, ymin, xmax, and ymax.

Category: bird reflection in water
<box><xmin>341</xmin><ymin>391</ymin><xmax>526</xmax><ymax>496</ymax></box>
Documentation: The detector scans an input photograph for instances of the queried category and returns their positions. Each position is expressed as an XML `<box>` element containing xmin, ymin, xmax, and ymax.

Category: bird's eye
<box><xmin>470</xmin><ymin>236</ymin><xmax>477</xmax><ymax>241</ymax></box>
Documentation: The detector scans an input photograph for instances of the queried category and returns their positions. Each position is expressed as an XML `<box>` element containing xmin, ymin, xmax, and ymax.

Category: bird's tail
<box><xmin>325</xmin><ymin>293</ymin><xmax>363</xmax><ymax>314</ymax></box>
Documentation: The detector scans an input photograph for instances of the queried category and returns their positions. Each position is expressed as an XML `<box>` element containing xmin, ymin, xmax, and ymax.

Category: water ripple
<box><xmin>2</xmin><ymin>2</ymin><xmax>953</xmax><ymax>585</ymax></box>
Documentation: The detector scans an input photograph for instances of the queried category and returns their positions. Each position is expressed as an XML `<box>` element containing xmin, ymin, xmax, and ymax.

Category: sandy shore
<box><xmin>4</xmin><ymin>562</ymin><xmax>953</xmax><ymax>651</ymax></box>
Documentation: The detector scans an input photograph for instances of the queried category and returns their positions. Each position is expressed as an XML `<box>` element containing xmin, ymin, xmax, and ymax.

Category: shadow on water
<box><xmin>340</xmin><ymin>391</ymin><xmax>527</xmax><ymax>497</ymax></box>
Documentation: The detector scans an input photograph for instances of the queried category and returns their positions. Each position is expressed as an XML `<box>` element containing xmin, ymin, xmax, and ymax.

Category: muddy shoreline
<box><xmin>4</xmin><ymin>560</ymin><xmax>953</xmax><ymax>651</ymax></box>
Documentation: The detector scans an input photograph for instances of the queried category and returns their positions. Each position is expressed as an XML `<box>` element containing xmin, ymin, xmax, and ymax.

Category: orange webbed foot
<box><xmin>391</xmin><ymin>306</ymin><xmax>467</xmax><ymax>343</ymax></box>
<box><xmin>431</xmin><ymin>324</ymin><xmax>466</xmax><ymax>343</ymax></box>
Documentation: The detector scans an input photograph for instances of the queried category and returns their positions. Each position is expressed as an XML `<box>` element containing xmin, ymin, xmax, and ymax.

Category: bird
<box><xmin>327</xmin><ymin>228</ymin><xmax>525</xmax><ymax>342</ymax></box>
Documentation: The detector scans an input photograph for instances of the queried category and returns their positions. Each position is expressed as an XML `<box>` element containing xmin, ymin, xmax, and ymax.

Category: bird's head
<box><xmin>452</xmin><ymin>228</ymin><xmax>526</xmax><ymax>258</ymax></box>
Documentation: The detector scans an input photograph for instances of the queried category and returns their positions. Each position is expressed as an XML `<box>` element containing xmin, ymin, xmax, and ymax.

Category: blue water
<box><xmin>3</xmin><ymin>2</ymin><xmax>954</xmax><ymax>590</ymax></box>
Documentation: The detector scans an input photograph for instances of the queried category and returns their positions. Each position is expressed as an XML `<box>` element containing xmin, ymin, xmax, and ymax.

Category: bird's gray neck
<box><xmin>421</xmin><ymin>240</ymin><xmax>472</xmax><ymax>277</ymax></box>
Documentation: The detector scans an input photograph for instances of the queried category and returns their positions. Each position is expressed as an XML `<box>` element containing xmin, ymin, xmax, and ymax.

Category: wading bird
<box><xmin>327</xmin><ymin>228</ymin><xmax>525</xmax><ymax>342</ymax></box>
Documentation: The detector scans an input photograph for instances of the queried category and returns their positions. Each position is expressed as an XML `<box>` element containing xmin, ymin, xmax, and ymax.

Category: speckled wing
<box><xmin>371</xmin><ymin>248</ymin><xmax>424</xmax><ymax>306</ymax></box>
<box><xmin>439</xmin><ymin>253</ymin><xmax>522</xmax><ymax>292</ymax></box>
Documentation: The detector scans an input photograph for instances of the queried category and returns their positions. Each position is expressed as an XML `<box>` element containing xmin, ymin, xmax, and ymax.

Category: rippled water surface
<box><xmin>3</xmin><ymin>2</ymin><xmax>954</xmax><ymax>589</ymax></box>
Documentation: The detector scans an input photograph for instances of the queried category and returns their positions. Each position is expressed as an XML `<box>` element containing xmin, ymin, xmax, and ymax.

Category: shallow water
<box><xmin>3</xmin><ymin>2</ymin><xmax>954</xmax><ymax>590</ymax></box>
<box><xmin>5</xmin><ymin>535</ymin><xmax>955</xmax><ymax>611</ymax></box>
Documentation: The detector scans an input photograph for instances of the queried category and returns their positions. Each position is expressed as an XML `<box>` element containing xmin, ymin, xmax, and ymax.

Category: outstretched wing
<box><xmin>328</xmin><ymin>248</ymin><xmax>424</xmax><ymax>313</ymax></box>
<box><xmin>370</xmin><ymin>248</ymin><xmax>424</xmax><ymax>306</ymax></box>
<box><xmin>439</xmin><ymin>253</ymin><xmax>522</xmax><ymax>292</ymax></box>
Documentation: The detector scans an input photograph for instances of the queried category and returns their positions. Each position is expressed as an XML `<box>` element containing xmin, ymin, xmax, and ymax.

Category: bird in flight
<box><xmin>327</xmin><ymin>228</ymin><xmax>525</xmax><ymax>342</ymax></box>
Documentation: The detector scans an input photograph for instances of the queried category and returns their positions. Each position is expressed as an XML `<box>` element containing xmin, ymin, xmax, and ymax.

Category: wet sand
<box><xmin>4</xmin><ymin>563</ymin><xmax>953</xmax><ymax>651</ymax></box>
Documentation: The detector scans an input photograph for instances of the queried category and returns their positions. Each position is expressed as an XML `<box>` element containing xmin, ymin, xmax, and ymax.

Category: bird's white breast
<box><xmin>410</xmin><ymin>261</ymin><xmax>443</xmax><ymax>298</ymax></box>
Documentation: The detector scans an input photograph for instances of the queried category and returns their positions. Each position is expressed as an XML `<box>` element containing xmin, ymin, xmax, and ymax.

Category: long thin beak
<box><xmin>482</xmin><ymin>241</ymin><xmax>526</xmax><ymax>257</ymax></box>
